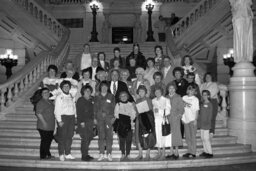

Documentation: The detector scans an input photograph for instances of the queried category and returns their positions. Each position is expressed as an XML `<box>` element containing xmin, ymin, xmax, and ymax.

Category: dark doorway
<box><xmin>112</xmin><ymin>27</ymin><xmax>133</xmax><ymax>44</ymax></box>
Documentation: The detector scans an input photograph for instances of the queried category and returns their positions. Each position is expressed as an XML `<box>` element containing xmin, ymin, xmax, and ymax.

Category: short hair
<box><xmin>82</xmin><ymin>68</ymin><xmax>92</xmax><ymax>79</ymax></box>
<box><xmin>47</xmin><ymin>65</ymin><xmax>58</xmax><ymax>73</ymax></box>
<box><xmin>136</xmin><ymin>85</ymin><xmax>147</xmax><ymax>94</ymax></box>
<box><xmin>172</xmin><ymin>66</ymin><xmax>184</xmax><ymax>77</ymax></box>
<box><xmin>110</xmin><ymin>69</ymin><xmax>120</xmax><ymax>77</ymax></box>
<box><xmin>120</xmin><ymin>69</ymin><xmax>130</xmax><ymax>77</ymax></box>
<box><xmin>181</xmin><ymin>55</ymin><xmax>194</xmax><ymax>66</ymax></box>
<box><xmin>166</xmin><ymin>82</ymin><xmax>177</xmax><ymax>91</ymax></box>
<box><xmin>80</xmin><ymin>84</ymin><xmax>93</xmax><ymax>96</ymax></box>
<box><xmin>203</xmin><ymin>72</ymin><xmax>214</xmax><ymax>82</ymax></box>
<box><xmin>187</xmin><ymin>84</ymin><xmax>196</xmax><ymax>92</ymax></box>
<box><xmin>202</xmin><ymin>89</ymin><xmax>211</xmax><ymax>99</ymax></box>
<box><xmin>153</xmin><ymin>71</ymin><xmax>163</xmax><ymax>80</ymax></box>
<box><xmin>113</xmin><ymin>47</ymin><xmax>120</xmax><ymax>52</ymax></box>
<box><xmin>60</xmin><ymin>80</ymin><xmax>71</xmax><ymax>89</ymax></box>
<box><xmin>163</xmin><ymin>56</ymin><xmax>171</xmax><ymax>61</ymax></box>
<box><xmin>41</xmin><ymin>87</ymin><xmax>50</xmax><ymax>95</ymax></box>
<box><xmin>135</xmin><ymin>67</ymin><xmax>145</xmax><ymax>75</ymax></box>
<box><xmin>154</xmin><ymin>45</ymin><xmax>163</xmax><ymax>54</ymax></box>
<box><xmin>99</xmin><ymin>81</ymin><xmax>109</xmax><ymax>92</ymax></box>
<box><xmin>146</xmin><ymin>57</ymin><xmax>155</xmax><ymax>65</ymax></box>
<box><xmin>119</xmin><ymin>91</ymin><xmax>128</xmax><ymax>99</ymax></box>
<box><xmin>97</xmin><ymin>52</ymin><xmax>106</xmax><ymax>60</ymax></box>
<box><xmin>154</xmin><ymin>86</ymin><xmax>164</xmax><ymax>94</ymax></box>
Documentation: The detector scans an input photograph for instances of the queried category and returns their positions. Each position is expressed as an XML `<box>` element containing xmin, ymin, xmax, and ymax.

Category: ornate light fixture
<box><xmin>145</xmin><ymin>0</ymin><xmax>155</xmax><ymax>42</ymax></box>
<box><xmin>89</xmin><ymin>0</ymin><xmax>99</xmax><ymax>42</ymax></box>
<box><xmin>223</xmin><ymin>48</ymin><xmax>235</xmax><ymax>76</ymax></box>
<box><xmin>0</xmin><ymin>49</ymin><xmax>18</xmax><ymax>79</ymax></box>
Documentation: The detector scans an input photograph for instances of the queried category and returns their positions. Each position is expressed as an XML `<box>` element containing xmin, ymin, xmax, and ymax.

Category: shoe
<box><xmin>126</xmin><ymin>155</ymin><xmax>130</xmax><ymax>160</ymax></box>
<box><xmin>173</xmin><ymin>154</ymin><xmax>179</xmax><ymax>160</ymax></box>
<box><xmin>65</xmin><ymin>154</ymin><xmax>75</xmax><ymax>160</ymax></box>
<box><xmin>59</xmin><ymin>155</ymin><xmax>65</xmax><ymax>161</ymax></box>
<box><xmin>135</xmin><ymin>155</ymin><xmax>143</xmax><ymax>160</ymax></box>
<box><xmin>46</xmin><ymin>155</ymin><xmax>55</xmax><ymax>159</ymax></box>
<box><xmin>205</xmin><ymin>153</ymin><xmax>213</xmax><ymax>158</ymax></box>
<box><xmin>182</xmin><ymin>153</ymin><xmax>190</xmax><ymax>158</ymax></box>
<box><xmin>82</xmin><ymin>155</ymin><xmax>94</xmax><ymax>161</ymax></box>
<box><xmin>98</xmin><ymin>154</ymin><xmax>105</xmax><ymax>161</ymax></box>
<box><xmin>199</xmin><ymin>152</ymin><xmax>207</xmax><ymax>157</ymax></box>
<box><xmin>107</xmin><ymin>154</ymin><xmax>112</xmax><ymax>161</ymax></box>
<box><xmin>188</xmin><ymin>154</ymin><xmax>196</xmax><ymax>158</ymax></box>
<box><xmin>166</xmin><ymin>154</ymin><xmax>175</xmax><ymax>159</ymax></box>
<box><xmin>120</xmin><ymin>154</ymin><xmax>126</xmax><ymax>161</ymax></box>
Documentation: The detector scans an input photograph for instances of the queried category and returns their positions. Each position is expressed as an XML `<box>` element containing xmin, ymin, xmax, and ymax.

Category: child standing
<box><xmin>152</xmin><ymin>87</ymin><xmax>172</xmax><ymax>160</ymax></box>
<box><xmin>182</xmin><ymin>85</ymin><xmax>200</xmax><ymax>159</ymax></box>
<box><xmin>114</xmin><ymin>91</ymin><xmax>136</xmax><ymax>161</ymax></box>
<box><xmin>198</xmin><ymin>90</ymin><xmax>213</xmax><ymax>158</ymax></box>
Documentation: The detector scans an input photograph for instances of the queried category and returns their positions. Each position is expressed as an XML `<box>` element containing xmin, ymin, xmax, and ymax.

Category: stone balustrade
<box><xmin>171</xmin><ymin>0</ymin><xmax>217</xmax><ymax>39</ymax></box>
<box><xmin>48</xmin><ymin>0</ymin><xmax>85</xmax><ymax>5</ymax></box>
<box><xmin>0</xmin><ymin>29</ymin><xmax>70</xmax><ymax>113</ymax></box>
<box><xmin>13</xmin><ymin>0</ymin><xmax>65</xmax><ymax>38</ymax></box>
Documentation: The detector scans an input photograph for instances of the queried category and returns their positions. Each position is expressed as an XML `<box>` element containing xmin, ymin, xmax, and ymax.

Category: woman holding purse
<box><xmin>152</xmin><ymin>86</ymin><xmax>172</xmax><ymax>160</ymax></box>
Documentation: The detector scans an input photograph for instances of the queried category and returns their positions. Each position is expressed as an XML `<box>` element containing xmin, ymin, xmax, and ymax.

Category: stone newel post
<box><xmin>228</xmin><ymin>0</ymin><xmax>256</xmax><ymax>151</ymax></box>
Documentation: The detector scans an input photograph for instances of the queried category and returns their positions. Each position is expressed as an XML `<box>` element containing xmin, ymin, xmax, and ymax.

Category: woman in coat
<box><xmin>166</xmin><ymin>82</ymin><xmax>184</xmax><ymax>160</ymax></box>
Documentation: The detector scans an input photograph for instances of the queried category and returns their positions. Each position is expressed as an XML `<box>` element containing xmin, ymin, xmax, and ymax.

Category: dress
<box><xmin>166</xmin><ymin>93</ymin><xmax>184</xmax><ymax>147</ymax></box>
<box><xmin>152</xmin><ymin>96</ymin><xmax>172</xmax><ymax>148</ymax></box>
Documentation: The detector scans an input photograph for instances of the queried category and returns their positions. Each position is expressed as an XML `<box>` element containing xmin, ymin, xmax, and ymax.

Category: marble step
<box><xmin>0</xmin><ymin>127</ymin><xmax>228</xmax><ymax>138</ymax></box>
<box><xmin>0</xmin><ymin>144</ymin><xmax>251</xmax><ymax>159</ymax></box>
<box><xmin>1</xmin><ymin>153</ymin><xmax>256</xmax><ymax>170</ymax></box>
<box><xmin>0</xmin><ymin>135</ymin><xmax>237</xmax><ymax>148</ymax></box>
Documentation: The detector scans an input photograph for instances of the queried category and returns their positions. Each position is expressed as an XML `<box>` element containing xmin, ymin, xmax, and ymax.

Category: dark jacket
<box><xmin>108</xmin><ymin>80</ymin><xmax>134</xmax><ymax>103</ymax></box>
<box><xmin>126</xmin><ymin>52</ymin><xmax>146</xmax><ymax>69</ymax></box>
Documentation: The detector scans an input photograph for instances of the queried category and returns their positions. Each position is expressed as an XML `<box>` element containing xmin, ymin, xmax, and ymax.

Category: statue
<box><xmin>229</xmin><ymin>0</ymin><xmax>253</xmax><ymax>63</ymax></box>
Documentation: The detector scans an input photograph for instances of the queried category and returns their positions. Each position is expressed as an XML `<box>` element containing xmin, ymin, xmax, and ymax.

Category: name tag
<box><xmin>106</xmin><ymin>99</ymin><xmax>111</xmax><ymax>103</ymax></box>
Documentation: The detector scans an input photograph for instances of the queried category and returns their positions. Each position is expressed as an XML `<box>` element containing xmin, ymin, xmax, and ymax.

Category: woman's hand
<box><xmin>58</xmin><ymin>121</ymin><xmax>64</xmax><ymax>127</ymax></box>
<box><xmin>80</xmin><ymin>122</ymin><xmax>85</xmax><ymax>128</ymax></box>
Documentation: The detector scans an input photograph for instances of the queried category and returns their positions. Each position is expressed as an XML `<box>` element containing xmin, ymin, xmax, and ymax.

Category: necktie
<box><xmin>113</xmin><ymin>82</ymin><xmax>117</xmax><ymax>95</ymax></box>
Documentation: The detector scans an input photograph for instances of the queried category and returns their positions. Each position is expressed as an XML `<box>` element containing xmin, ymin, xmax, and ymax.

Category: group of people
<box><xmin>35</xmin><ymin>43</ymin><xmax>219</xmax><ymax>162</ymax></box>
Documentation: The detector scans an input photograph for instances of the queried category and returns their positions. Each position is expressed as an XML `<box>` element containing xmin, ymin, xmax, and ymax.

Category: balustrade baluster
<box><xmin>44</xmin><ymin>15</ymin><xmax>47</xmax><ymax>26</ymax></box>
<box><xmin>0</xmin><ymin>88</ymin><xmax>7</xmax><ymax>111</ymax></box>
<box><xmin>19</xmin><ymin>79</ymin><xmax>24</xmax><ymax>93</ymax></box>
<box><xmin>29</xmin><ymin>2</ymin><xmax>33</xmax><ymax>15</ymax></box>
<box><xmin>33</xmin><ymin>68</ymin><xmax>37</xmax><ymax>83</ymax></box>
<box><xmin>24</xmin><ymin>75</ymin><xmax>29</xmax><ymax>90</ymax></box>
<box><xmin>6</xmin><ymin>86</ymin><xmax>13</xmax><ymax>107</ymax></box>
<box><xmin>218</xmin><ymin>85</ymin><xmax>228</xmax><ymax>128</ymax></box>
<box><xmin>37</xmin><ymin>64</ymin><xmax>41</xmax><ymax>79</ymax></box>
<box><xmin>34</xmin><ymin>7</ymin><xmax>38</xmax><ymax>19</ymax></box>
<box><xmin>13</xmin><ymin>83</ymin><xmax>19</xmax><ymax>101</ymax></box>
<box><xmin>39</xmin><ymin>11</ymin><xmax>43</xmax><ymax>22</ymax></box>
<box><xmin>25</xmin><ymin>0</ymin><xmax>28</xmax><ymax>10</ymax></box>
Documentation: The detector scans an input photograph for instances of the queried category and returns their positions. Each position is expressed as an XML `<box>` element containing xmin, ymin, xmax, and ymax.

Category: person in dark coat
<box><xmin>108</xmin><ymin>69</ymin><xmax>134</xmax><ymax>103</ymax></box>
<box><xmin>126</xmin><ymin>43</ymin><xmax>146</xmax><ymax>69</ymax></box>
<box><xmin>76</xmin><ymin>85</ymin><xmax>95</xmax><ymax>161</ymax></box>
<box><xmin>109</xmin><ymin>47</ymin><xmax>126</xmax><ymax>68</ymax></box>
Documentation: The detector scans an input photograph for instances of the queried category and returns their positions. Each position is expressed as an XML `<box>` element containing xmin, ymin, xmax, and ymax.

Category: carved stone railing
<box><xmin>48</xmin><ymin>0</ymin><xmax>85</xmax><ymax>5</ymax></box>
<box><xmin>217</xmin><ymin>84</ymin><xmax>229</xmax><ymax>128</ymax></box>
<box><xmin>13</xmin><ymin>0</ymin><xmax>65</xmax><ymax>38</ymax></box>
<box><xmin>0</xmin><ymin>29</ymin><xmax>70</xmax><ymax>114</ymax></box>
<box><xmin>171</xmin><ymin>0</ymin><xmax>217</xmax><ymax>39</ymax></box>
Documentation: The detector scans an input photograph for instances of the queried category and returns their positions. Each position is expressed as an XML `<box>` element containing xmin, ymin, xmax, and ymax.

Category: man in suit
<box><xmin>161</xmin><ymin>56</ymin><xmax>174</xmax><ymax>86</ymax></box>
<box><xmin>87</xmin><ymin>56</ymin><xmax>104</xmax><ymax>81</ymax></box>
<box><xmin>108</xmin><ymin>69</ymin><xmax>133</xmax><ymax>103</ymax></box>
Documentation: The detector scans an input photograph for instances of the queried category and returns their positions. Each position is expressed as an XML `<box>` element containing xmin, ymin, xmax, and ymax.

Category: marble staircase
<box><xmin>0</xmin><ymin>100</ymin><xmax>256</xmax><ymax>170</ymax></box>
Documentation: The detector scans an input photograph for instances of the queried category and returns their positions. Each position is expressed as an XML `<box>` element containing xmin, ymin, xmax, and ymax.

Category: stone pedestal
<box><xmin>228</xmin><ymin>62</ymin><xmax>256</xmax><ymax>151</ymax></box>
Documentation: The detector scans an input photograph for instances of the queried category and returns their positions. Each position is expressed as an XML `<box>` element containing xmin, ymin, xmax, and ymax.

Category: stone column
<box><xmin>101</xmin><ymin>13</ymin><xmax>111</xmax><ymax>43</ymax></box>
<box><xmin>228</xmin><ymin>0</ymin><xmax>256</xmax><ymax>151</ymax></box>
<box><xmin>134</xmin><ymin>14</ymin><xmax>142</xmax><ymax>43</ymax></box>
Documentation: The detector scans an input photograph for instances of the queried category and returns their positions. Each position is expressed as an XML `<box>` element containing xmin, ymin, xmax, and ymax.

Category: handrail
<box><xmin>170</xmin><ymin>0</ymin><xmax>217</xmax><ymax>39</ymax></box>
<box><xmin>0</xmin><ymin>27</ymin><xmax>70</xmax><ymax>112</ymax></box>
<box><xmin>48</xmin><ymin>0</ymin><xmax>85</xmax><ymax>5</ymax></box>
<box><xmin>13</xmin><ymin>0</ymin><xmax>65</xmax><ymax>38</ymax></box>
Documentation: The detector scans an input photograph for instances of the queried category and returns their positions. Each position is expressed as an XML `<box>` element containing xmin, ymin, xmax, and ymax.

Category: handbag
<box><xmin>162</xmin><ymin>110</ymin><xmax>171</xmax><ymax>136</ymax></box>
<box><xmin>141</xmin><ymin>132</ymin><xmax>156</xmax><ymax>150</ymax></box>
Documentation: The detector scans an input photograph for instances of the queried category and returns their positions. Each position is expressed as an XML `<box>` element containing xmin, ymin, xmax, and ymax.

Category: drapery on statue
<box><xmin>229</xmin><ymin>0</ymin><xmax>254</xmax><ymax>63</ymax></box>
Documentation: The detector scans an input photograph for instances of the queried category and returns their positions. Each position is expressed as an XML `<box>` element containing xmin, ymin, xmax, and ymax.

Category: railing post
<box><xmin>218</xmin><ymin>84</ymin><xmax>228</xmax><ymax>127</ymax></box>
<box><xmin>0</xmin><ymin>88</ymin><xmax>7</xmax><ymax>111</ymax></box>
